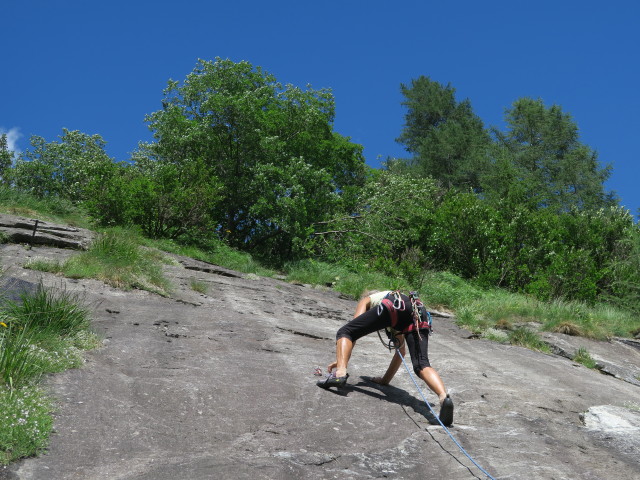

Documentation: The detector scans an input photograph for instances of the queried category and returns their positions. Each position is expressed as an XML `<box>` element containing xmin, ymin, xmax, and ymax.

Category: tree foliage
<box><xmin>144</xmin><ymin>58</ymin><xmax>366</xmax><ymax>257</ymax></box>
<box><xmin>1</xmin><ymin>62</ymin><xmax>637</xmax><ymax>312</ymax></box>
<box><xmin>316</xmin><ymin>166</ymin><xmax>636</xmax><ymax>305</ymax></box>
<box><xmin>84</xmin><ymin>151</ymin><xmax>222</xmax><ymax>240</ymax></box>
<box><xmin>396</xmin><ymin>76</ymin><xmax>490</xmax><ymax>190</ymax></box>
<box><xmin>483</xmin><ymin>98</ymin><xmax>615</xmax><ymax>212</ymax></box>
<box><xmin>605</xmin><ymin>227</ymin><xmax>640</xmax><ymax>313</ymax></box>
<box><xmin>12</xmin><ymin>129</ymin><xmax>114</xmax><ymax>202</ymax></box>
<box><xmin>0</xmin><ymin>134</ymin><xmax>14</xmax><ymax>186</ymax></box>
<box><xmin>312</xmin><ymin>169</ymin><xmax>443</xmax><ymax>284</ymax></box>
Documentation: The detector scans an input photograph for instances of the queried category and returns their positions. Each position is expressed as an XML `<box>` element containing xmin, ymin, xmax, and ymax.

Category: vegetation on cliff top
<box><xmin>1</xmin><ymin>57</ymin><xmax>639</xmax><ymax>326</ymax></box>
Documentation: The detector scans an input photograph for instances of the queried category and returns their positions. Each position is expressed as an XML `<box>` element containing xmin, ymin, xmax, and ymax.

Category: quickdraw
<box><xmin>407</xmin><ymin>291</ymin><xmax>432</xmax><ymax>340</ymax></box>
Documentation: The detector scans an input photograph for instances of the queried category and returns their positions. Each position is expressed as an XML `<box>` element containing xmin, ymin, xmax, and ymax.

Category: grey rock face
<box><xmin>581</xmin><ymin>405</ymin><xmax>640</xmax><ymax>457</ymax></box>
<box><xmin>0</xmin><ymin>213</ymin><xmax>94</xmax><ymax>250</ymax></box>
<box><xmin>0</xmin><ymin>243</ymin><xmax>639</xmax><ymax>480</ymax></box>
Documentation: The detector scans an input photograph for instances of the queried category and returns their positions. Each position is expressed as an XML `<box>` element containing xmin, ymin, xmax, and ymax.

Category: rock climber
<box><xmin>318</xmin><ymin>290</ymin><xmax>454</xmax><ymax>426</ymax></box>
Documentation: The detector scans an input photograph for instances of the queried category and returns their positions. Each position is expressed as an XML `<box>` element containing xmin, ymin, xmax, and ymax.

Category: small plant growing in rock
<box><xmin>553</xmin><ymin>321</ymin><xmax>583</xmax><ymax>336</ymax></box>
<box><xmin>495</xmin><ymin>318</ymin><xmax>513</xmax><ymax>330</ymax></box>
<box><xmin>189</xmin><ymin>278</ymin><xmax>208</xmax><ymax>295</ymax></box>
<box><xmin>508</xmin><ymin>327</ymin><xmax>551</xmax><ymax>353</ymax></box>
<box><xmin>482</xmin><ymin>327</ymin><xmax>509</xmax><ymax>343</ymax></box>
<box><xmin>24</xmin><ymin>257</ymin><xmax>64</xmax><ymax>274</ymax></box>
<box><xmin>0</xmin><ymin>284</ymin><xmax>98</xmax><ymax>465</ymax></box>
<box><xmin>623</xmin><ymin>401</ymin><xmax>640</xmax><ymax>412</ymax></box>
<box><xmin>572</xmin><ymin>347</ymin><xmax>598</xmax><ymax>369</ymax></box>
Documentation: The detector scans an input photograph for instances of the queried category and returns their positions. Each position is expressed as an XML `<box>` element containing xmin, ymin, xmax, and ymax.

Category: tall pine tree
<box><xmin>396</xmin><ymin>76</ymin><xmax>490</xmax><ymax>190</ymax></box>
<box><xmin>484</xmin><ymin>98</ymin><xmax>615</xmax><ymax>212</ymax></box>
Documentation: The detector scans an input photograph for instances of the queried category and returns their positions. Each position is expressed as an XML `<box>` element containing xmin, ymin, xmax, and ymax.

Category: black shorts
<box><xmin>336</xmin><ymin>305</ymin><xmax>431</xmax><ymax>374</ymax></box>
<box><xmin>404</xmin><ymin>328</ymin><xmax>431</xmax><ymax>373</ymax></box>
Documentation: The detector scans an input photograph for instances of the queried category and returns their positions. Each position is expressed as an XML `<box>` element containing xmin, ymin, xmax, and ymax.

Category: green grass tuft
<box><xmin>142</xmin><ymin>237</ymin><xmax>276</xmax><ymax>277</ymax></box>
<box><xmin>0</xmin><ymin>186</ymin><xmax>90</xmax><ymax>228</ymax></box>
<box><xmin>0</xmin><ymin>320</ymin><xmax>43</xmax><ymax>387</ymax></box>
<box><xmin>1</xmin><ymin>285</ymin><xmax>92</xmax><ymax>386</ymax></box>
<box><xmin>572</xmin><ymin>347</ymin><xmax>598</xmax><ymax>369</ymax></box>
<box><xmin>24</xmin><ymin>258</ymin><xmax>64</xmax><ymax>274</ymax></box>
<box><xmin>189</xmin><ymin>278</ymin><xmax>208</xmax><ymax>295</ymax></box>
<box><xmin>507</xmin><ymin>327</ymin><xmax>551</xmax><ymax>353</ymax></box>
<box><xmin>26</xmin><ymin>229</ymin><xmax>173</xmax><ymax>296</ymax></box>
<box><xmin>6</xmin><ymin>285</ymin><xmax>90</xmax><ymax>340</ymax></box>
<box><xmin>0</xmin><ymin>283</ymin><xmax>99</xmax><ymax>464</ymax></box>
<box><xmin>481</xmin><ymin>327</ymin><xmax>510</xmax><ymax>343</ymax></box>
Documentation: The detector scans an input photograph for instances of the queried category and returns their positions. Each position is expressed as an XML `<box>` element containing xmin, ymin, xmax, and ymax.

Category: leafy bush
<box><xmin>427</xmin><ymin>192</ymin><xmax>498</xmax><ymax>280</ymax></box>
<box><xmin>604</xmin><ymin>228</ymin><xmax>640</xmax><ymax>314</ymax></box>
<box><xmin>312</xmin><ymin>170</ymin><xmax>441</xmax><ymax>268</ymax></box>
<box><xmin>85</xmin><ymin>156</ymin><xmax>222</xmax><ymax>240</ymax></box>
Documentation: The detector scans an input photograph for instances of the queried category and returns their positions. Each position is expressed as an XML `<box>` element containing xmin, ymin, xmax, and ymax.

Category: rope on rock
<box><xmin>394</xmin><ymin>346</ymin><xmax>497</xmax><ymax>480</ymax></box>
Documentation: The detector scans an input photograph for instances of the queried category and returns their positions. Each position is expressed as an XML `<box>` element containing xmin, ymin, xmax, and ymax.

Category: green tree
<box><xmin>12</xmin><ymin>129</ymin><xmax>114</xmax><ymax>201</ymax></box>
<box><xmin>145</xmin><ymin>58</ymin><xmax>366</xmax><ymax>257</ymax></box>
<box><xmin>484</xmin><ymin>98</ymin><xmax>615</xmax><ymax>212</ymax></box>
<box><xmin>426</xmin><ymin>191</ymin><xmax>500</xmax><ymax>279</ymax></box>
<box><xmin>312</xmin><ymin>169</ymin><xmax>442</xmax><ymax>282</ymax></box>
<box><xmin>84</xmin><ymin>146</ymin><xmax>222</xmax><ymax>240</ymax></box>
<box><xmin>0</xmin><ymin>134</ymin><xmax>14</xmax><ymax>185</ymax></box>
<box><xmin>396</xmin><ymin>76</ymin><xmax>490</xmax><ymax>190</ymax></box>
<box><xmin>605</xmin><ymin>225</ymin><xmax>640</xmax><ymax>313</ymax></box>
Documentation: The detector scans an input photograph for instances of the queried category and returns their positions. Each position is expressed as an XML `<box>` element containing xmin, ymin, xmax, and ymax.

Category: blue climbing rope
<box><xmin>394</xmin><ymin>346</ymin><xmax>497</xmax><ymax>480</ymax></box>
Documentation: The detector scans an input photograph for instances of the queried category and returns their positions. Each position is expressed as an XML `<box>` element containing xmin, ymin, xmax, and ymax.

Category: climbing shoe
<box><xmin>439</xmin><ymin>395</ymin><xmax>454</xmax><ymax>427</ymax></box>
<box><xmin>317</xmin><ymin>373</ymin><xmax>349</xmax><ymax>389</ymax></box>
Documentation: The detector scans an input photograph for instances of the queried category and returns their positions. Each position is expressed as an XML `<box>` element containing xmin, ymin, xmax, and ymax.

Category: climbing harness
<box><xmin>377</xmin><ymin>290</ymin><xmax>404</xmax><ymax>331</ymax></box>
<box><xmin>393</xmin><ymin>341</ymin><xmax>497</xmax><ymax>480</ymax></box>
<box><xmin>376</xmin><ymin>291</ymin><xmax>432</xmax><ymax>350</ymax></box>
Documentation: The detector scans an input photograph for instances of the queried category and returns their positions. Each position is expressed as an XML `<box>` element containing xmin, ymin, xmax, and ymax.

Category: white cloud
<box><xmin>0</xmin><ymin>127</ymin><xmax>23</xmax><ymax>153</ymax></box>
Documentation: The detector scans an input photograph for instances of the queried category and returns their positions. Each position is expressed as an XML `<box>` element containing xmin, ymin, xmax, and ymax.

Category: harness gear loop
<box><xmin>377</xmin><ymin>326</ymin><xmax>403</xmax><ymax>351</ymax></box>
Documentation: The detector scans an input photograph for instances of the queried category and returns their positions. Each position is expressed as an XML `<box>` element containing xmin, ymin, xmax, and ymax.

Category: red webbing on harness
<box><xmin>403</xmin><ymin>321</ymin><xmax>431</xmax><ymax>334</ymax></box>
<box><xmin>381</xmin><ymin>298</ymin><xmax>398</xmax><ymax>327</ymax></box>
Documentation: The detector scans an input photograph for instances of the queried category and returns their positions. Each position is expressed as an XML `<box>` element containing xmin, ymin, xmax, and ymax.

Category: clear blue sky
<box><xmin>2</xmin><ymin>1</ymin><xmax>639</xmax><ymax>216</ymax></box>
